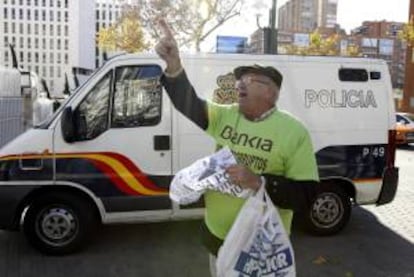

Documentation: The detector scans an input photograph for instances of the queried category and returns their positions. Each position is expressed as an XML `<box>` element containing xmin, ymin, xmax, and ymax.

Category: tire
<box><xmin>302</xmin><ymin>185</ymin><xmax>352</xmax><ymax>236</ymax></box>
<box><xmin>23</xmin><ymin>192</ymin><xmax>97</xmax><ymax>255</ymax></box>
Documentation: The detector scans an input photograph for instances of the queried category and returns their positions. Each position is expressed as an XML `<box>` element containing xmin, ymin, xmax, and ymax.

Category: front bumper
<box><xmin>376</xmin><ymin>167</ymin><xmax>399</xmax><ymax>205</ymax></box>
<box><xmin>406</xmin><ymin>132</ymin><xmax>414</xmax><ymax>143</ymax></box>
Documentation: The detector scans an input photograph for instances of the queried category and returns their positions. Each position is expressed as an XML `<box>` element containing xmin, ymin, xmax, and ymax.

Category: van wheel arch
<box><xmin>298</xmin><ymin>179</ymin><xmax>355</xmax><ymax>236</ymax></box>
<box><xmin>20</xmin><ymin>186</ymin><xmax>102</xmax><ymax>223</ymax></box>
<box><xmin>19</xmin><ymin>186</ymin><xmax>101</xmax><ymax>255</ymax></box>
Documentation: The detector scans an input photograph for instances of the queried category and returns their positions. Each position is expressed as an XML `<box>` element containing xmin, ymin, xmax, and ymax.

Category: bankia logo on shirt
<box><xmin>219</xmin><ymin>125</ymin><xmax>273</xmax><ymax>172</ymax></box>
<box><xmin>220</xmin><ymin>125</ymin><xmax>274</xmax><ymax>152</ymax></box>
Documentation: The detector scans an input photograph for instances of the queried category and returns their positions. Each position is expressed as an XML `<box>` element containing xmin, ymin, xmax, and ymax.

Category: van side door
<box><xmin>53</xmin><ymin>64</ymin><xmax>172</xmax><ymax>216</ymax></box>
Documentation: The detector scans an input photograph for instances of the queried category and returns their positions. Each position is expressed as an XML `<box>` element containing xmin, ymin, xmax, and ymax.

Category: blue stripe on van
<box><xmin>316</xmin><ymin>144</ymin><xmax>387</xmax><ymax>179</ymax></box>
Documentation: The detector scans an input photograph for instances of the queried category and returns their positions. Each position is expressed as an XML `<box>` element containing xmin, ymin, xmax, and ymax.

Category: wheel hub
<box><xmin>311</xmin><ymin>192</ymin><xmax>343</xmax><ymax>228</ymax></box>
<box><xmin>38</xmin><ymin>207</ymin><xmax>77</xmax><ymax>245</ymax></box>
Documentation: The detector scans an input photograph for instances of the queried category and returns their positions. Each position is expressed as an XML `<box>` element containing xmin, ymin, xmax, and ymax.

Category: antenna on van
<box><xmin>72</xmin><ymin>67</ymin><xmax>80</xmax><ymax>88</ymax></box>
<box><xmin>63</xmin><ymin>73</ymin><xmax>70</xmax><ymax>95</ymax></box>
<box><xmin>9</xmin><ymin>44</ymin><xmax>18</xmax><ymax>69</ymax></box>
<box><xmin>41</xmin><ymin>79</ymin><xmax>52</xmax><ymax>99</ymax></box>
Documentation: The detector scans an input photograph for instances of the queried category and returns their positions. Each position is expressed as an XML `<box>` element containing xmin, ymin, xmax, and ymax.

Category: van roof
<box><xmin>107</xmin><ymin>52</ymin><xmax>387</xmax><ymax>66</ymax></box>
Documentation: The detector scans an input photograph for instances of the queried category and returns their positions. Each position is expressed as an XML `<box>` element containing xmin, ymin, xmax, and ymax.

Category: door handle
<box><xmin>19</xmin><ymin>150</ymin><xmax>49</xmax><ymax>170</ymax></box>
<box><xmin>154</xmin><ymin>135</ymin><xmax>170</xmax><ymax>151</ymax></box>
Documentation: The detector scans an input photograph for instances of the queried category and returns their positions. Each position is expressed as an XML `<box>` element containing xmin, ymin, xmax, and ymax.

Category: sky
<box><xmin>201</xmin><ymin>0</ymin><xmax>410</xmax><ymax>51</ymax></box>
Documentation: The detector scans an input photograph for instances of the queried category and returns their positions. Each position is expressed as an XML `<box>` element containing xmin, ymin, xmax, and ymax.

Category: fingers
<box><xmin>226</xmin><ymin>165</ymin><xmax>248</xmax><ymax>183</ymax></box>
<box><xmin>155</xmin><ymin>17</ymin><xmax>180</xmax><ymax>68</ymax></box>
<box><xmin>226</xmin><ymin>165</ymin><xmax>261</xmax><ymax>190</ymax></box>
<box><xmin>155</xmin><ymin>40</ymin><xmax>169</xmax><ymax>59</ymax></box>
<box><xmin>155</xmin><ymin>37</ymin><xmax>176</xmax><ymax>57</ymax></box>
<box><xmin>158</xmin><ymin>18</ymin><xmax>174</xmax><ymax>39</ymax></box>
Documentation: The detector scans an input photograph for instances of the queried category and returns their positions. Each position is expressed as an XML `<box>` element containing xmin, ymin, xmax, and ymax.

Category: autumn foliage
<box><xmin>284</xmin><ymin>30</ymin><xmax>361</xmax><ymax>57</ymax></box>
<box><xmin>97</xmin><ymin>9</ymin><xmax>149</xmax><ymax>53</ymax></box>
<box><xmin>398</xmin><ymin>15</ymin><xmax>414</xmax><ymax>46</ymax></box>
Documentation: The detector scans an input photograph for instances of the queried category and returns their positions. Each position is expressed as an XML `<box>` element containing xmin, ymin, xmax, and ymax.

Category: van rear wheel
<box><xmin>303</xmin><ymin>186</ymin><xmax>351</xmax><ymax>236</ymax></box>
<box><xmin>23</xmin><ymin>192</ymin><xmax>97</xmax><ymax>255</ymax></box>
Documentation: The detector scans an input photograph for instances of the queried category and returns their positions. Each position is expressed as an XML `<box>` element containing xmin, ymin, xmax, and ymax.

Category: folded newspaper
<box><xmin>170</xmin><ymin>147</ymin><xmax>253</xmax><ymax>205</ymax></box>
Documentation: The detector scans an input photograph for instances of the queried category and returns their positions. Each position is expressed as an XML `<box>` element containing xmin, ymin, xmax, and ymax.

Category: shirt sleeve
<box><xmin>160</xmin><ymin>71</ymin><xmax>208</xmax><ymax>130</ymax></box>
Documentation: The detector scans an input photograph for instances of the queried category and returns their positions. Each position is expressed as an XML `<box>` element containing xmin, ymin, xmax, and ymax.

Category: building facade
<box><xmin>250</xmin><ymin>19</ymin><xmax>406</xmax><ymax>94</ymax></box>
<box><xmin>0</xmin><ymin>0</ymin><xmax>139</xmax><ymax>95</ymax></box>
<box><xmin>278</xmin><ymin>0</ymin><xmax>337</xmax><ymax>33</ymax></box>
<box><xmin>0</xmin><ymin>0</ymin><xmax>96</xmax><ymax>95</ymax></box>
<box><xmin>351</xmin><ymin>21</ymin><xmax>407</xmax><ymax>89</ymax></box>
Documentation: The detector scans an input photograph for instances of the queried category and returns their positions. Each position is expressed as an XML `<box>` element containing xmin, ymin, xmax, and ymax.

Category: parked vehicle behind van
<box><xmin>395</xmin><ymin>112</ymin><xmax>414</xmax><ymax>145</ymax></box>
<box><xmin>0</xmin><ymin>66</ymin><xmax>36</xmax><ymax>148</ymax></box>
<box><xmin>0</xmin><ymin>45</ymin><xmax>42</xmax><ymax>148</ymax></box>
<box><xmin>0</xmin><ymin>53</ymin><xmax>399</xmax><ymax>254</ymax></box>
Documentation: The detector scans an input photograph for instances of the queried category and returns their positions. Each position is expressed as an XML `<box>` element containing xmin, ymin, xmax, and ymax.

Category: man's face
<box><xmin>235</xmin><ymin>73</ymin><xmax>278</xmax><ymax>116</ymax></box>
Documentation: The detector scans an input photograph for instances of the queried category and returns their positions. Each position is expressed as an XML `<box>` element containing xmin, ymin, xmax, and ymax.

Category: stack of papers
<box><xmin>170</xmin><ymin>147</ymin><xmax>253</xmax><ymax>205</ymax></box>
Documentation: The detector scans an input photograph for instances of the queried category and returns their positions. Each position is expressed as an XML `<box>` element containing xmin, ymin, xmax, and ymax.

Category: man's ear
<box><xmin>268</xmin><ymin>87</ymin><xmax>278</xmax><ymax>102</ymax></box>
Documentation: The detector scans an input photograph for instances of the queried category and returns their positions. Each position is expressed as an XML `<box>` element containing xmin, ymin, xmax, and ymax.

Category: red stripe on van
<box><xmin>102</xmin><ymin>152</ymin><xmax>167</xmax><ymax>192</ymax></box>
<box><xmin>89</xmin><ymin>158</ymin><xmax>142</xmax><ymax>196</ymax></box>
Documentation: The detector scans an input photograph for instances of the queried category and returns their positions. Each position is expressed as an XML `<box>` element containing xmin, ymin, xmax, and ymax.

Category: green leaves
<box><xmin>283</xmin><ymin>30</ymin><xmax>361</xmax><ymax>57</ymax></box>
<box><xmin>398</xmin><ymin>15</ymin><xmax>414</xmax><ymax>46</ymax></box>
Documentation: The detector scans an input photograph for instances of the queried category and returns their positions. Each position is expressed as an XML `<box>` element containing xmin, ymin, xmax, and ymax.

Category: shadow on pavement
<box><xmin>0</xmin><ymin>220</ymin><xmax>210</xmax><ymax>277</ymax></box>
<box><xmin>291</xmin><ymin>206</ymin><xmax>414</xmax><ymax>277</ymax></box>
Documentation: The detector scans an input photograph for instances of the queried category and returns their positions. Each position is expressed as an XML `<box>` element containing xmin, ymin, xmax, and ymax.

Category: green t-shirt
<box><xmin>205</xmin><ymin>102</ymin><xmax>319</xmax><ymax>240</ymax></box>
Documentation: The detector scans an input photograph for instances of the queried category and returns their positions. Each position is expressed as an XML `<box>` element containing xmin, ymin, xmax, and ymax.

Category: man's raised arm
<box><xmin>155</xmin><ymin>19</ymin><xmax>208</xmax><ymax>130</ymax></box>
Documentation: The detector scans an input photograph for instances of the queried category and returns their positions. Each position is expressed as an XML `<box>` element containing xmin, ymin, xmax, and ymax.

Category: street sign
<box><xmin>293</xmin><ymin>33</ymin><xmax>310</xmax><ymax>47</ymax></box>
<box><xmin>216</xmin><ymin>36</ymin><xmax>247</xmax><ymax>53</ymax></box>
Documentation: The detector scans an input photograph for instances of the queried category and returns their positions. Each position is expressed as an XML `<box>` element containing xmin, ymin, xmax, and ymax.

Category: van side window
<box><xmin>76</xmin><ymin>71</ymin><xmax>112</xmax><ymax>140</ymax></box>
<box><xmin>111</xmin><ymin>65</ymin><xmax>162</xmax><ymax>128</ymax></box>
<box><xmin>339</xmin><ymin>68</ymin><xmax>368</xmax><ymax>82</ymax></box>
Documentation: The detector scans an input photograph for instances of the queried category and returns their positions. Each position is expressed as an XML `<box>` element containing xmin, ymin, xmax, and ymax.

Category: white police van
<box><xmin>0</xmin><ymin>53</ymin><xmax>398</xmax><ymax>254</ymax></box>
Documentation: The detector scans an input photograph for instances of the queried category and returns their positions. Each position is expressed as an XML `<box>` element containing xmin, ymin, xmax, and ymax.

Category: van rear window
<box><xmin>338</xmin><ymin>68</ymin><xmax>368</xmax><ymax>82</ymax></box>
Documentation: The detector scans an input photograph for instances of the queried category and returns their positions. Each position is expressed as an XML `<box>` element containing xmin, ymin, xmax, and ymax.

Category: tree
<box><xmin>97</xmin><ymin>8</ymin><xmax>150</xmax><ymax>53</ymax></box>
<box><xmin>134</xmin><ymin>0</ymin><xmax>245</xmax><ymax>52</ymax></box>
<box><xmin>283</xmin><ymin>30</ymin><xmax>361</xmax><ymax>57</ymax></box>
<box><xmin>398</xmin><ymin>15</ymin><xmax>414</xmax><ymax>46</ymax></box>
<box><xmin>345</xmin><ymin>44</ymin><xmax>361</xmax><ymax>57</ymax></box>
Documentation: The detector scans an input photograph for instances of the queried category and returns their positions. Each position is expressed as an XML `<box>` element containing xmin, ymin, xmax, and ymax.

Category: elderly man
<box><xmin>155</xmin><ymin>19</ymin><xmax>319</xmax><ymax>276</ymax></box>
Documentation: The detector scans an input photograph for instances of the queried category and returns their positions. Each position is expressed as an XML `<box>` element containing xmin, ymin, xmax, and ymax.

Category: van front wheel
<box><xmin>23</xmin><ymin>192</ymin><xmax>97</xmax><ymax>255</ymax></box>
<box><xmin>303</xmin><ymin>186</ymin><xmax>352</xmax><ymax>236</ymax></box>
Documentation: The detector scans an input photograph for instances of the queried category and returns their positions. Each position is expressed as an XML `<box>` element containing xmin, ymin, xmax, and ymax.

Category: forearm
<box><xmin>262</xmin><ymin>174</ymin><xmax>319</xmax><ymax>212</ymax></box>
<box><xmin>160</xmin><ymin>70</ymin><xmax>208</xmax><ymax>130</ymax></box>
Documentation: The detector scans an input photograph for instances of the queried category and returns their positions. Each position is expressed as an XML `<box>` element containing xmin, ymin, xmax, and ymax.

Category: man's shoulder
<box><xmin>274</xmin><ymin>109</ymin><xmax>308</xmax><ymax>130</ymax></box>
<box><xmin>207</xmin><ymin>100</ymin><xmax>238</xmax><ymax>109</ymax></box>
<box><xmin>207</xmin><ymin>101</ymin><xmax>239</xmax><ymax>114</ymax></box>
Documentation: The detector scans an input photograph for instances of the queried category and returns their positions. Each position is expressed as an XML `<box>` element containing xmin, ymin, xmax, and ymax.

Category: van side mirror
<box><xmin>61</xmin><ymin>107</ymin><xmax>75</xmax><ymax>143</ymax></box>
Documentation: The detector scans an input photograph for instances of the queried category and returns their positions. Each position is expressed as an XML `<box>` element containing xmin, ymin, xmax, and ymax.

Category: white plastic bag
<box><xmin>216</xmin><ymin>185</ymin><xmax>296</xmax><ymax>277</ymax></box>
